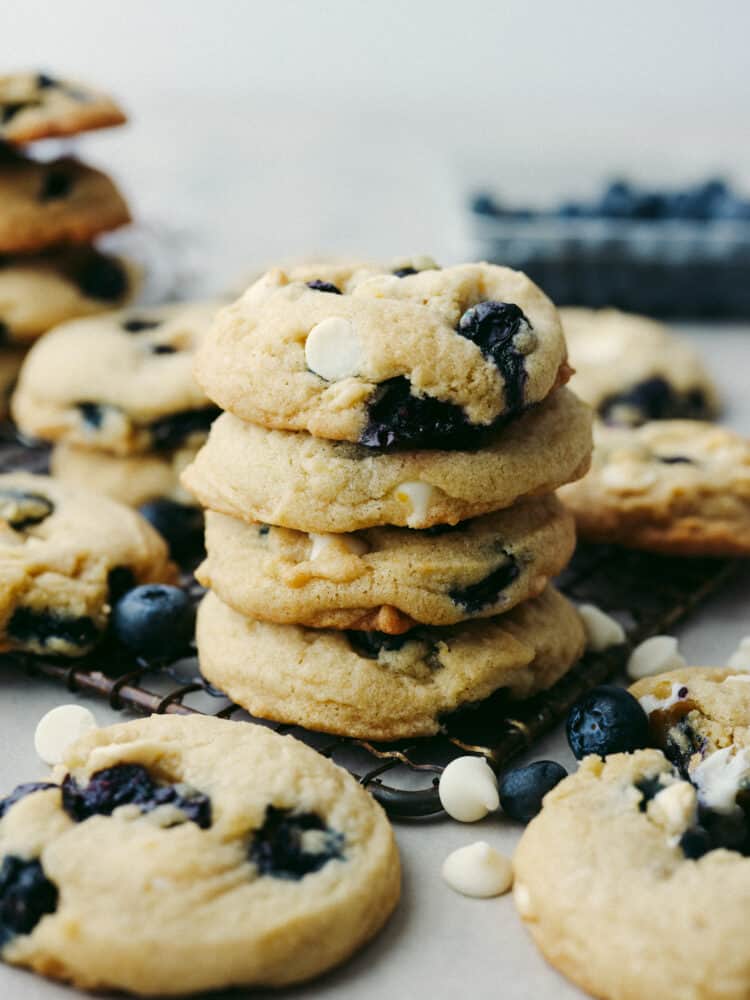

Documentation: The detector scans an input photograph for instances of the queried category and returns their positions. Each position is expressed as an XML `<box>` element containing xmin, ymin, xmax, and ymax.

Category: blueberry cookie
<box><xmin>0</xmin><ymin>148</ymin><xmax>130</xmax><ymax>254</ymax></box>
<box><xmin>0</xmin><ymin>348</ymin><xmax>25</xmax><ymax>419</ymax></box>
<box><xmin>513</xmin><ymin>748</ymin><xmax>750</xmax><ymax>1000</ymax></box>
<box><xmin>0</xmin><ymin>72</ymin><xmax>126</xmax><ymax>144</ymax></box>
<box><xmin>561</xmin><ymin>307</ymin><xmax>719</xmax><ymax>426</ymax></box>
<box><xmin>13</xmin><ymin>302</ymin><xmax>221</xmax><ymax>455</ymax></box>
<box><xmin>0</xmin><ymin>473</ymin><xmax>174</xmax><ymax>656</ymax></box>
<box><xmin>198</xmin><ymin>494</ymin><xmax>575</xmax><ymax>633</ymax></box>
<box><xmin>0</xmin><ymin>247</ymin><xmax>137</xmax><ymax>344</ymax></box>
<box><xmin>195</xmin><ymin>261</ymin><xmax>571</xmax><ymax>448</ymax></box>
<box><xmin>181</xmin><ymin>388</ymin><xmax>592</xmax><ymax>533</ymax></box>
<box><xmin>559</xmin><ymin>420</ymin><xmax>750</xmax><ymax>555</ymax></box>
<box><xmin>0</xmin><ymin>714</ymin><xmax>400</xmax><ymax>993</ymax></box>
<box><xmin>197</xmin><ymin>585</ymin><xmax>585</xmax><ymax>740</ymax></box>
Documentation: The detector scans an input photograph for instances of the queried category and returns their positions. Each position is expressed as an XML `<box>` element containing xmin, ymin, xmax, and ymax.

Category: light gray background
<box><xmin>2</xmin><ymin>3</ymin><xmax>750</xmax><ymax>997</ymax></box>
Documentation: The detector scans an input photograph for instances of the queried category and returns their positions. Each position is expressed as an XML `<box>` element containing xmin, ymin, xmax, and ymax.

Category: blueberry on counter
<box><xmin>138</xmin><ymin>499</ymin><xmax>203</xmax><ymax>560</ymax></box>
<box><xmin>112</xmin><ymin>584</ymin><xmax>195</xmax><ymax>661</ymax></box>
<box><xmin>499</xmin><ymin>761</ymin><xmax>567</xmax><ymax>822</ymax></box>
<box><xmin>566</xmin><ymin>685</ymin><xmax>650</xmax><ymax>760</ymax></box>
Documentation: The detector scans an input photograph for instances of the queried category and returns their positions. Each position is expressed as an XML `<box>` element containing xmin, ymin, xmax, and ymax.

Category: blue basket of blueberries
<box><xmin>470</xmin><ymin>179</ymin><xmax>750</xmax><ymax>318</ymax></box>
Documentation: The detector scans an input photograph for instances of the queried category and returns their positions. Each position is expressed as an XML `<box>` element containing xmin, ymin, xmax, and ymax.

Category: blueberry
<box><xmin>599</xmin><ymin>377</ymin><xmax>710</xmax><ymax>425</ymax></box>
<box><xmin>449</xmin><ymin>556</ymin><xmax>519</xmax><ymax>613</ymax></box>
<box><xmin>8</xmin><ymin>608</ymin><xmax>99</xmax><ymax>655</ymax></box>
<box><xmin>148</xmin><ymin>407</ymin><xmax>219</xmax><ymax>451</ymax></box>
<box><xmin>77</xmin><ymin>401</ymin><xmax>106</xmax><ymax>429</ymax></box>
<box><xmin>249</xmin><ymin>807</ymin><xmax>344</xmax><ymax>880</ymax></box>
<box><xmin>456</xmin><ymin>301</ymin><xmax>531</xmax><ymax>414</ymax></box>
<box><xmin>599</xmin><ymin>180</ymin><xmax>636</xmax><ymax>218</ymax></box>
<box><xmin>566</xmin><ymin>685</ymin><xmax>650</xmax><ymax>760</ymax></box>
<box><xmin>112</xmin><ymin>584</ymin><xmax>195</xmax><ymax>660</ymax></box>
<box><xmin>0</xmin><ymin>488</ymin><xmax>54</xmax><ymax>530</ymax></box>
<box><xmin>0</xmin><ymin>782</ymin><xmax>56</xmax><ymax>820</ymax></box>
<box><xmin>36</xmin><ymin>73</ymin><xmax>57</xmax><ymax>89</ymax></box>
<box><xmin>360</xmin><ymin>375</ymin><xmax>472</xmax><ymax>449</ymax></box>
<box><xmin>150</xmin><ymin>344</ymin><xmax>177</xmax><ymax>355</ymax></box>
<box><xmin>634</xmin><ymin>775</ymin><xmax>664</xmax><ymax>811</ymax></box>
<box><xmin>76</xmin><ymin>254</ymin><xmax>128</xmax><ymax>301</ymax></box>
<box><xmin>679</xmin><ymin>826</ymin><xmax>713</xmax><ymax>860</ymax></box>
<box><xmin>470</xmin><ymin>192</ymin><xmax>503</xmax><ymax>217</ymax></box>
<box><xmin>306</xmin><ymin>279</ymin><xmax>341</xmax><ymax>294</ymax></box>
<box><xmin>346</xmin><ymin>630</ymin><xmax>412</xmax><ymax>659</ymax></box>
<box><xmin>39</xmin><ymin>168</ymin><xmax>73</xmax><ymax>201</ymax></box>
<box><xmin>499</xmin><ymin>761</ymin><xmax>567</xmax><ymax>822</ymax></box>
<box><xmin>122</xmin><ymin>317</ymin><xmax>161</xmax><ymax>333</ymax></box>
<box><xmin>138</xmin><ymin>499</ymin><xmax>203</xmax><ymax>560</ymax></box>
<box><xmin>392</xmin><ymin>267</ymin><xmax>417</xmax><ymax>278</ymax></box>
<box><xmin>0</xmin><ymin>857</ymin><xmax>58</xmax><ymax>946</ymax></box>
<box><xmin>2</xmin><ymin>103</ymin><xmax>29</xmax><ymax>124</ymax></box>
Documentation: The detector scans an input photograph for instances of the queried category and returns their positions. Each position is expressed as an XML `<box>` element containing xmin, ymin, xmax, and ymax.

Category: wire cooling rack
<box><xmin>0</xmin><ymin>429</ymin><xmax>738</xmax><ymax>818</ymax></box>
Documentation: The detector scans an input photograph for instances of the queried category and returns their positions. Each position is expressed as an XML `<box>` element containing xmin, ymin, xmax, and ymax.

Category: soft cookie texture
<box><xmin>0</xmin><ymin>247</ymin><xmax>137</xmax><ymax>343</ymax></box>
<box><xmin>0</xmin><ymin>473</ymin><xmax>174</xmax><ymax>656</ymax></box>
<box><xmin>13</xmin><ymin>301</ymin><xmax>221</xmax><ymax>455</ymax></box>
<box><xmin>194</xmin><ymin>261</ymin><xmax>570</xmax><ymax>448</ymax></box>
<box><xmin>0</xmin><ymin>148</ymin><xmax>130</xmax><ymax>254</ymax></box>
<box><xmin>0</xmin><ymin>714</ymin><xmax>400</xmax><ymax>994</ymax></box>
<box><xmin>559</xmin><ymin>419</ymin><xmax>750</xmax><ymax>555</ymax></box>
<box><xmin>0</xmin><ymin>72</ymin><xmax>126</xmax><ymax>144</ymax></box>
<box><xmin>198</xmin><ymin>494</ymin><xmax>575</xmax><ymax>633</ymax></box>
<box><xmin>181</xmin><ymin>388</ymin><xmax>592</xmax><ymax>532</ymax></box>
<box><xmin>196</xmin><ymin>585</ymin><xmax>585</xmax><ymax>740</ymax></box>
<box><xmin>51</xmin><ymin>442</ymin><xmax>200</xmax><ymax>509</ymax></box>
<box><xmin>561</xmin><ymin>307</ymin><xmax>719</xmax><ymax>425</ymax></box>
<box><xmin>513</xmin><ymin>749</ymin><xmax>750</xmax><ymax>1000</ymax></box>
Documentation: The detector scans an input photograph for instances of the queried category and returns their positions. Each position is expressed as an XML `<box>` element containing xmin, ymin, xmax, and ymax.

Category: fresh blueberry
<box><xmin>249</xmin><ymin>807</ymin><xmax>344</xmax><ymax>879</ymax></box>
<box><xmin>566</xmin><ymin>685</ymin><xmax>650</xmax><ymax>760</ymax></box>
<box><xmin>499</xmin><ymin>761</ymin><xmax>567</xmax><ymax>822</ymax></box>
<box><xmin>599</xmin><ymin>180</ymin><xmax>636</xmax><ymax>218</ymax></box>
<box><xmin>138</xmin><ymin>499</ymin><xmax>203</xmax><ymax>560</ymax></box>
<box><xmin>111</xmin><ymin>584</ymin><xmax>195</xmax><ymax>660</ymax></box>
<box><xmin>306</xmin><ymin>279</ymin><xmax>341</xmax><ymax>294</ymax></box>
<box><xmin>449</xmin><ymin>556</ymin><xmax>519</xmax><ymax>613</ymax></box>
<box><xmin>76</xmin><ymin>254</ymin><xmax>128</xmax><ymax>301</ymax></box>
<box><xmin>0</xmin><ymin>783</ymin><xmax>56</xmax><ymax>820</ymax></box>
<box><xmin>0</xmin><ymin>857</ymin><xmax>58</xmax><ymax>946</ymax></box>
<box><xmin>456</xmin><ymin>301</ymin><xmax>530</xmax><ymax>414</ymax></box>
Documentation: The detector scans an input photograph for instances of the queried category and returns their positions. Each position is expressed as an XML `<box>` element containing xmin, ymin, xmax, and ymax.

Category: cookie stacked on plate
<box><xmin>12</xmin><ymin>301</ymin><xmax>222</xmax><ymax>559</ymax></box>
<box><xmin>184</xmin><ymin>258</ymin><xmax>593</xmax><ymax>739</ymax></box>
<box><xmin>0</xmin><ymin>73</ymin><xmax>137</xmax><ymax>414</ymax></box>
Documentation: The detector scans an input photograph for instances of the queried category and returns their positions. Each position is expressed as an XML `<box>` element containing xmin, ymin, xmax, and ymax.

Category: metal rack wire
<box><xmin>0</xmin><ymin>431</ymin><xmax>738</xmax><ymax>817</ymax></box>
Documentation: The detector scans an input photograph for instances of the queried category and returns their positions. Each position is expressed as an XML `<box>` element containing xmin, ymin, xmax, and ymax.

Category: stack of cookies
<box><xmin>0</xmin><ymin>73</ymin><xmax>137</xmax><ymax>415</ymax></box>
<box><xmin>183</xmin><ymin>259</ymin><xmax>594</xmax><ymax>740</ymax></box>
<box><xmin>12</xmin><ymin>301</ymin><xmax>221</xmax><ymax>559</ymax></box>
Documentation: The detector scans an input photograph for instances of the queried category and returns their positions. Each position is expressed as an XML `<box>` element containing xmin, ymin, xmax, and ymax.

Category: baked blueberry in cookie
<box><xmin>112</xmin><ymin>584</ymin><xmax>195</xmax><ymax>660</ymax></box>
<box><xmin>0</xmin><ymin>857</ymin><xmax>58</xmax><ymax>947</ymax></box>
<box><xmin>249</xmin><ymin>807</ymin><xmax>344</xmax><ymax>879</ymax></box>
<box><xmin>0</xmin><ymin>488</ymin><xmax>54</xmax><ymax>530</ymax></box>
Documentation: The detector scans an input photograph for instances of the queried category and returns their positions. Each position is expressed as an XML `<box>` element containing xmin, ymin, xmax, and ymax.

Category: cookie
<box><xmin>13</xmin><ymin>301</ymin><xmax>221</xmax><ymax>455</ymax></box>
<box><xmin>0</xmin><ymin>714</ymin><xmax>399</xmax><ymax>993</ymax></box>
<box><xmin>195</xmin><ymin>261</ymin><xmax>571</xmax><ymax>448</ymax></box>
<box><xmin>513</xmin><ymin>748</ymin><xmax>750</xmax><ymax>1000</ymax></box>
<box><xmin>0</xmin><ymin>72</ymin><xmax>126</xmax><ymax>144</ymax></box>
<box><xmin>0</xmin><ymin>473</ymin><xmax>174</xmax><ymax>656</ymax></box>
<box><xmin>197</xmin><ymin>494</ymin><xmax>575</xmax><ymax>633</ymax></box>
<box><xmin>0</xmin><ymin>247</ymin><xmax>137</xmax><ymax>344</ymax></box>
<box><xmin>0</xmin><ymin>148</ymin><xmax>130</xmax><ymax>254</ymax></box>
<box><xmin>181</xmin><ymin>387</ymin><xmax>592</xmax><ymax>533</ymax></box>
<box><xmin>559</xmin><ymin>419</ymin><xmax>750</xmax><ymax>555</ymax></box>
<box><xmin>51</xmin><ymin>442</ymin><xmax>200</xmax><ymax>509</ymax></box>
<box><xmin>560</xmin><ymin>306</ymin><xmax>719</xmax><ymax>426</ymax></box>
<box><xmin>0</xmin><ymin>348</ymin><xmax>25</xmax><ymax>419</ymax></box>
<box><xmin>196</xmin><ymin>585</ymin><xmax>585</xmax><ymax>740</ymax></box>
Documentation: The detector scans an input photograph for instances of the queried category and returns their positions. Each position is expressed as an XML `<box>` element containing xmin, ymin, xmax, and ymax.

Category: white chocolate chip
<box><xmin>513</xmin><ymin>881</ymin><xmax>536</xmax><ymax>919</ymax></box>
<box><xmin>305</xmin><ymin>317</ymin><xmax>365</xmax><ymax>381</ymax></box>
<box><xmin>577</xmin><ymin>603</ymin><xmax>626</xmax><ymax>652</ymax></box>
<box><xmin>34</xmin><ymin>704</ymin><xmax>97</xmax><ymax>766</ymax></box>
<box><xmin>441</xmin><ymin>841</ymin><xmax>513</xmax><ymax>898</ymax></box>
<box><xmin>692</xmin><ymin>746</ymin><xmax>750</xmax><ymax>814</ymax></box>
<box><xmin>308</xmin><ymin>532</ymin><xmax>368</xmax><ymax>560</ymax></box>
<box><xmin>394</xmin><ymin>481</ymin><xmax>437</xmax><ymax>527</ymax></box>
<box><xmin>438</xmin><ymin>756</ymin><xmax>499</xmax><ymax>822</ymax></box>
<box><xmin>627</xmin><ymin>635</ymin><xmax>686</xmax><ymax>680</ymax></box>
<box><xmin>647</xmin><ymin>782</ymin><xmax>697</xmax><ymax>835</ymax></box>
<box><xmin>728</xmin><ymin>637</ymin><xmax>750</xmax><ymax>671</ymax></box>
<box><xmin>638</xmin><ymin>680</ymin><xmax>689</xmax><ymax>716</ymax></box>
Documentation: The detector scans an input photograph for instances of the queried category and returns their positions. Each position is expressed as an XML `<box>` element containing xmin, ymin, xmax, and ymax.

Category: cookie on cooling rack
<box><xmin>513</xmin><ymin>747</ymin><xmax>750</xmax><ymax>1000</ymax></box>
<box><xmin>0</xmin><ymin>72</ymin><xmax>126</xmax><ymax>144</ymax></box>
<box><xmin>0</xmin><ymin>148</ymin><xmax>130</xmax><ymax>254</ymax></box>
<box><xmin>0</xmin><ymin>473</ymin><xmax>174</xmax><ymax>657</ymax></box>
<box><xmin>196</xmin><ymin>585</ymin><xmax>585</xmax><ymax>740</ymax></box>
<box><xmin>194</xmin><ymin>261</ymin><xmax>571</xmax><ymax>448</ymax></box>
<box><xmin>560</xmin><ymin>306</ymin><xmax>719</xmax><ymax>426</ymax></box>
<box><xmin>198</xmin><ymin>494</ymin><xmax>575</xmax><ymax>633</ymax></box>
<box><xmin>559</xmin><ymin>419</ymin><xmax>750</xmax><ymax>555</ymax></box>
<box><xmin>13</xmin><ymin>301</ymin><xmax>221</xmax><ymax>455</ymax></box>
<box><xmin>181</xmin><ymin>388</ymin><xmax>592</xmax><ymax>532</ymax></box>
<box><xmin>0</xmin><ymin>714</ymin><xmax>399</xmax><ymax>994</ymax></box>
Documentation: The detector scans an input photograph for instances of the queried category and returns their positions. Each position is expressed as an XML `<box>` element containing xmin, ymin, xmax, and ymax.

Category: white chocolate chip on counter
<box><xmin>394</xmin><ymin>481</ymin><xmax>437</xmax><ymax>527</ymax></box>
<box><xmin>728</xmin><ymin>636</ymin><xmax>750</xmax><ymax>671</ymax></box>
<box><xmin>304</xmin><ymin>317</ymin><xmax>365</xmax><ymax>381</ymax></box>
<box><xmin>627</xmin><ymin>635</ymin><xmax>686</xmax><ymax>680</ymax></box>
<box><xmin>577</xmin><ymin>603</ymin><xmax>626</xmax><ymax>652</ymax></box>
<box><xmin>34</xmin><ymin>704</ymin><xmax>98</xmax><ymax>766</ymax></box>
<box><xmin>308</xmin><ymin>532</ymin><xmax>369</xmax><ymax>560</ymax></box>
<box><xmin>441</xmin><ymin>841</ymin><xmax>513</xmax><ymax>898</ymax></box>
<box><xmin>438</xmin><ymin>756</ymin><xmax>499</xmax><ymax>822</ymax></box>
